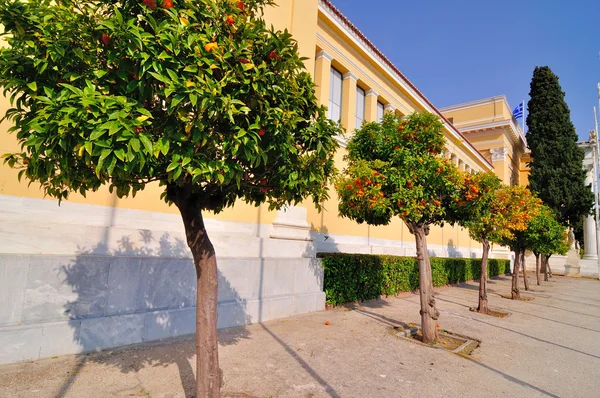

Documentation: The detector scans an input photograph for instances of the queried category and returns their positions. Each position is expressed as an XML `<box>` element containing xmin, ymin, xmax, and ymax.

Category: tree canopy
<box><xmin>336</xmin><ymin>112</ymin><xmax>460</xmax><ymax>230</ymax></box>
<box><xmin>453</xmin><ymin>171</ymin><xmax>504</xmax><ymax>244</ymax></box>
<box><xmin>525</xmin><ymin>66</ymin><xmax>593</xmax><ymax>229</ymax></box>
<box><xmin>522</xmin><ymin>205</ymin><xmax>569</xmax><ymax>257</ymax></box>
<box><xmin>0</xmin><ymin>0</ymin><xmax>339</xmax><ymax>212</ymax></box>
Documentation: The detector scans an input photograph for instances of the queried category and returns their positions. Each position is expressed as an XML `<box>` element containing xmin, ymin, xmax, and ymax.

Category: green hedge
<box><xmin>317</xmin><ymin>253</ymin><xmax>511</xmax><ymax>306</ymax></box>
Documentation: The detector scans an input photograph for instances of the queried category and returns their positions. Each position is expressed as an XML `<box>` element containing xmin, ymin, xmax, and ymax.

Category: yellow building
<box><xmin>439</xmin><ymin>95</ymin><xmax>529</xmax><ymax>186</ymax></box>
<box><xmin>0</xmin><ymin>0</ymin><xmax>528</xmax><ymax>363</ymax></box>
<box><xmin>0</xmin><ymin>0</ymin><xmax>499</xmax><ymax>261</ymax></box>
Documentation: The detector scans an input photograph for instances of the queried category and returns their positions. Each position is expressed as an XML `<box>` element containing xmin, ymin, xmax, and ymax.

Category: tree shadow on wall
<box><xmin>54</xmin><ymin>230</ymin><xmax>251</xmax><ymax>398</ymax></box>
<box><xmin>447</xmin><ymin>239</ymin><xmax>463</xmax><ymax>258</ymax></box>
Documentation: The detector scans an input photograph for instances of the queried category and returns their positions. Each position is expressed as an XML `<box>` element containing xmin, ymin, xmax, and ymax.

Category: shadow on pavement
<box><xmin>466</xmin><ymin>358</ymin><xmax>560</xmax><ymax>398</ymax></box>
<box><xmin>435</xmin><ymin>294</ymin><xmax>600</xmax><ymax>334</ymax></box>
<box><xmin>259</xmin><ymin>324</ymin><xmax>341</xmax><ymax>398</ymax></box>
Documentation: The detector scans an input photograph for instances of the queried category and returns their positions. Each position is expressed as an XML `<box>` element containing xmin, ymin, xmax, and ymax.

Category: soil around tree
<box><xmin>469</xmin><ymin>307</ymin><xmax>510</xmax><ymax>318</ymax></box>
<box><xmin>500</xmin><ymin>294</ymin><xmax>534</xmax><ymax>301</ymax></box>
<box><xmin>392</xmin><ymin>325</ymin><xmax>481</xmax><ymax>355</ymax></box>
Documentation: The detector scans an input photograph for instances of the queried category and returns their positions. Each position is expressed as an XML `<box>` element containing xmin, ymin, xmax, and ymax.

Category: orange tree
<box><xmin>494</xmin><ymin>186</ymin><xmax>542</xmax><ymax>299</ymax></box>
<box><xmin>451</xmin><ymin>171</ymin><xmax>503</xmax><ymax>314</ymax></box>
<box><xmin>0</xmin><ymin>1</ymin><xmax>340</xmax><ymax>396</ymax></box>
<box><xmin>335</xmin><ymin>111</ymin><xmax>461</xmax><ymax>343</ymax></box>
<box><xmin>522</xmin><ymin>205</ymin><xmax>569</xmax><ymax>284</ymax></box>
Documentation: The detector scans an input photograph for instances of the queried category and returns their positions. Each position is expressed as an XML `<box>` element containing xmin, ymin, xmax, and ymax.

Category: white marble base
<box><xmin>546</xmin><ymin>255</ymin><xmax>565</xmax><ymax>276</ymax></box>
<box><xmin>564</xmin><ymin>265</ymin><xmax>581</xmax><ymax>276</ymax></box>
<box><xmin>0</xmin><ymin>255</ymin><xmax>325</xmax><ymax>365</ymax></box>
<box><xmin>579</xmin><ymin>259</ymin><xmax>600</xmax><ymax>279</ymax></box>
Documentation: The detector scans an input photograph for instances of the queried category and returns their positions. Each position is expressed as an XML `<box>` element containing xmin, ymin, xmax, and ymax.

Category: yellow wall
<box><xmin>444</xmin><ymin>103</ymin><xmax>498</xmax><ymax>128</ymax></box>
<box><xmin>0</xmin><ymin>0</ymin><xmax>491</xmax><ymax>251</ymax></box>
<box><xmin>0</xmin><ymin>0</ymin><xmax>322</xmax><ymax>226</ymax></box>
<box><xmin>441</xmin><ymin>98</ymin><xmax>528</xmax><ymax>186</ymax></box>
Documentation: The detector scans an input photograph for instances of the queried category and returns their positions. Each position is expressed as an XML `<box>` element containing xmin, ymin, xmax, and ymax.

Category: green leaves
<box><xmin>526</xmin><ymin>66</ymin><xmax>594</xmax><ymax>229</ymax></box>
<box><xmin>320</xmin><ymin>253</ymin><xmax>510</xmax><ymax>306</ymax></box>
<box><xmin>0</xmin><ymin>0</ymin><xmax>340</xmax><ymax>213</ymax></box>
<box><xmin>521</xmin><ymin>205</ymin><xmax>568</xmax><ymax>256</ymax></box>
<box><xmin>337</xmin><ymin>112</ymin><xmax>460</xmax><ymax>227</ymax></box>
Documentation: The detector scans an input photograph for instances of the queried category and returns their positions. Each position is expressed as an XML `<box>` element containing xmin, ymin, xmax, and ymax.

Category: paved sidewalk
<box><xmin>1</xmin><ymin>274</ymin><xmax>599</xmax><ymax>398</ymax></box>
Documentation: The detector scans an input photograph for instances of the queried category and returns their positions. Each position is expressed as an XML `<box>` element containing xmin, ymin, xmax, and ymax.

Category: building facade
<box><xmin>439</xmin><ymin>95</ymin><xmax>529</xmax><ymax>187</ymax></box>
<box><xmin>0</xmin><ymin>0</ymin><xmax>528</xmax><ymax>364</ymax></box>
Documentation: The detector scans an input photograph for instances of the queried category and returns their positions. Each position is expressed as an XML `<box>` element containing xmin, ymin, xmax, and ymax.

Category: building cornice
<box><xmin>456</xmin><ymin>119</ymin><xmax>527</xmax><ymax>148</ymax></box>
<box><xmin>317</xmin><ymin>0</ymin><xmax>493</xmax><ymax>171</ymax></box>
<box><xmin>439</xmin><ymin>95</ymin><xmax>508</xmax><ymax>113</ymax></box>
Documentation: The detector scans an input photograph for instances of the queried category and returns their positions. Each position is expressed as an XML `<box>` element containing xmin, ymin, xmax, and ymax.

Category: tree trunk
<box><xmin>411</xmin><ymin>223</ymin><xmax>439</xmax><ymax>344</ymax></box>
<box><xmin>535</xmin><ymin>253</ymin><xmax>541</xmax><ymax>285</ymax></box>
<box><xmin>543</xmin><ymin>255</ymin><xmax>549</xmax><ymax>282</ymax></box>
<box><xmin>171</xmin><ymin>186</ymin><xmax>221</xmax><ymax>398</ymax></box>
<box><xmin>547</xmin><ymin>255</ymin><xmax>553</xmax><ymax>278</ymax></box>
<box><xmin>511</xmin><ymin>250</ymin><xmax>521</xmax><ymax>299</ymax></box>
<box><xmin>477</xmin><ymin>240</ymin><xmax>491</xmax><ymax>314</ymax></box>
<box><xmin>521</xmin><ymin>251</ymin><xmax>530</xmax><ymax>291</ymax></box>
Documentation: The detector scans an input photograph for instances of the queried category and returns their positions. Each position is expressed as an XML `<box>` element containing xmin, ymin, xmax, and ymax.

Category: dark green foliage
<box><xmin>526</xmin><ymin>66</ymin><xmax>593</xmax><ymax>228</ymax></box>
<box><xmin>573</xmin><ymin>216</ymin><xmax>584</xmax><ymax>250</ymax></box>
<box><xmin>318</xmin><ymin>252</ymin><xmax>510</xmax><ymax>306</ymax></box>
<box><xmin>0</xmin><ymin>0</ymin><xmax>339</xmax><ymax>212</ymax></box>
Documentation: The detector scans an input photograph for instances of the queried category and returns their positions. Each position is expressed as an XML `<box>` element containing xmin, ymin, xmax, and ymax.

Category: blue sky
<box><xmin>330</xmin><ymin>0</ymin><xmax>600</xmax><ymax>140</ymax></box>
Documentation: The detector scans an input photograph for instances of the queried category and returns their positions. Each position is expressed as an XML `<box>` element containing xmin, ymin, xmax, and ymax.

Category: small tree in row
<box><xmin>522</xmin><ymin>206</ymin><xmax>569</xmax><ymax>284</ymax></box>
<box><xmin>0</xmin><ymin>1</ymin><xmax>340</xmax><ymax>396</ymax></box>
<box><xmin>336</xmin><ymin>112</ymin><xmax>461</xmax><ymax>343</ymax></box>
<box><xmin>495</xmin><ymin>187</ymin><xmax>542</xmax><ymax>299</ymax></box>
<box><xmin>452</xmin><ymin>171</ymin><xmax>502</xmax><ymax>314</ymax></box>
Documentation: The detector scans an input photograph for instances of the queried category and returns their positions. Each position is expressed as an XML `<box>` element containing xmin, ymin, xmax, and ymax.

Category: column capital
<box><xmin>343</xmin><ymin>71</ymin><xmax>358</xmax><ymax>81</ymax></box>
<box><xmin>315</xmin><ymin>50</ymin><xmax>333</xmax><ymax>62</ymax></box>
<box><xmin>490</xmin><ymin>147</ymin><xmax>508</xmax><ymax>162</ymax></box>
<box><xmin>384</xmin><ymin>104</ymin><xmax>395</xmax><ymax>112</ymax></box>
<box><xmin>365</xmin><ymin>89</ymin><xmax>378</xmax><ymax>98</ymax></box>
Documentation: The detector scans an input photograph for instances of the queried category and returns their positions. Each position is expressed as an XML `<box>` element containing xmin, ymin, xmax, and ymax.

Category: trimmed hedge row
<box><xmin>317</xmin><ymin>253</ymin><xmax>511</xmax><ymax>306</ymax></box>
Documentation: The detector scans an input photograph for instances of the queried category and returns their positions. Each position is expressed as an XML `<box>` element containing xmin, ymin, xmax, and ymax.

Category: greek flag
<box><xmin>513</xmin><ymin>102</ymin><xmax>524</xmax><ymax>119</ymax></box>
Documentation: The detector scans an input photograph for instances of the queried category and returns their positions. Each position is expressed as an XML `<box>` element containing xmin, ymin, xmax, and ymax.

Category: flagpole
<box><xmin>522</xmin><ymin>100</ymin><xmax>525</xmax><ymax>134</ymax></box>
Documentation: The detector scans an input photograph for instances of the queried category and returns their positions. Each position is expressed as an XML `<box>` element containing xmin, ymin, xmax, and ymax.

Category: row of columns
<box><xmin>444</xmin><ymin>150</ymin><xmax>474</xmax><ymax>173</ymax></box>
<box><xmin>315</xmin><ymin>48</ymin><xmax>475</xmax><ymax>173</ymax></box>
<box><xmin>315</xmin><ymin>50</ymin><xmax>395</xmax><ymax>133</ymax></box>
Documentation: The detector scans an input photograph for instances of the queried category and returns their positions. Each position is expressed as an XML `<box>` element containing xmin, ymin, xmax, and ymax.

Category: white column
<box><xmin>364</xmin><ymin>89</ymin><xmax>379</xmax><ymax>122</ymax></box>
<box><xmin>583</xmin><ymin>167</ymin><xmax>598</xmax><ymax>259</ymax></box>
<box><xmin>314</xmin><ymin>50</ymin><xmax>333</xmax><ymax>108</ymax></box>
<box><xmin>341</xmin><ymin>71</ymin><xmax>358</xmax><ymax>132</ymax></box>
<box><xmin>450</xmin><ymin>154</ymin><xmax>459</xmax><ymax>167</ymax></box>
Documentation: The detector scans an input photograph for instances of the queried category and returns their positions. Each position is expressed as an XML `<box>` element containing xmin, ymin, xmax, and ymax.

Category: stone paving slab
<box><xmin>0</xmin><ymin>274</ymin><xmax>599</xmax><ymax>397</ymax></box>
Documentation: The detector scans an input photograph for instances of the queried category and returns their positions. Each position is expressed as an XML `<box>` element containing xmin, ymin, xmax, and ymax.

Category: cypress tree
<box><xmin>526</xmin><ymin>66</ymin><xmax>593</xmax><ymax>230</ymax></box>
